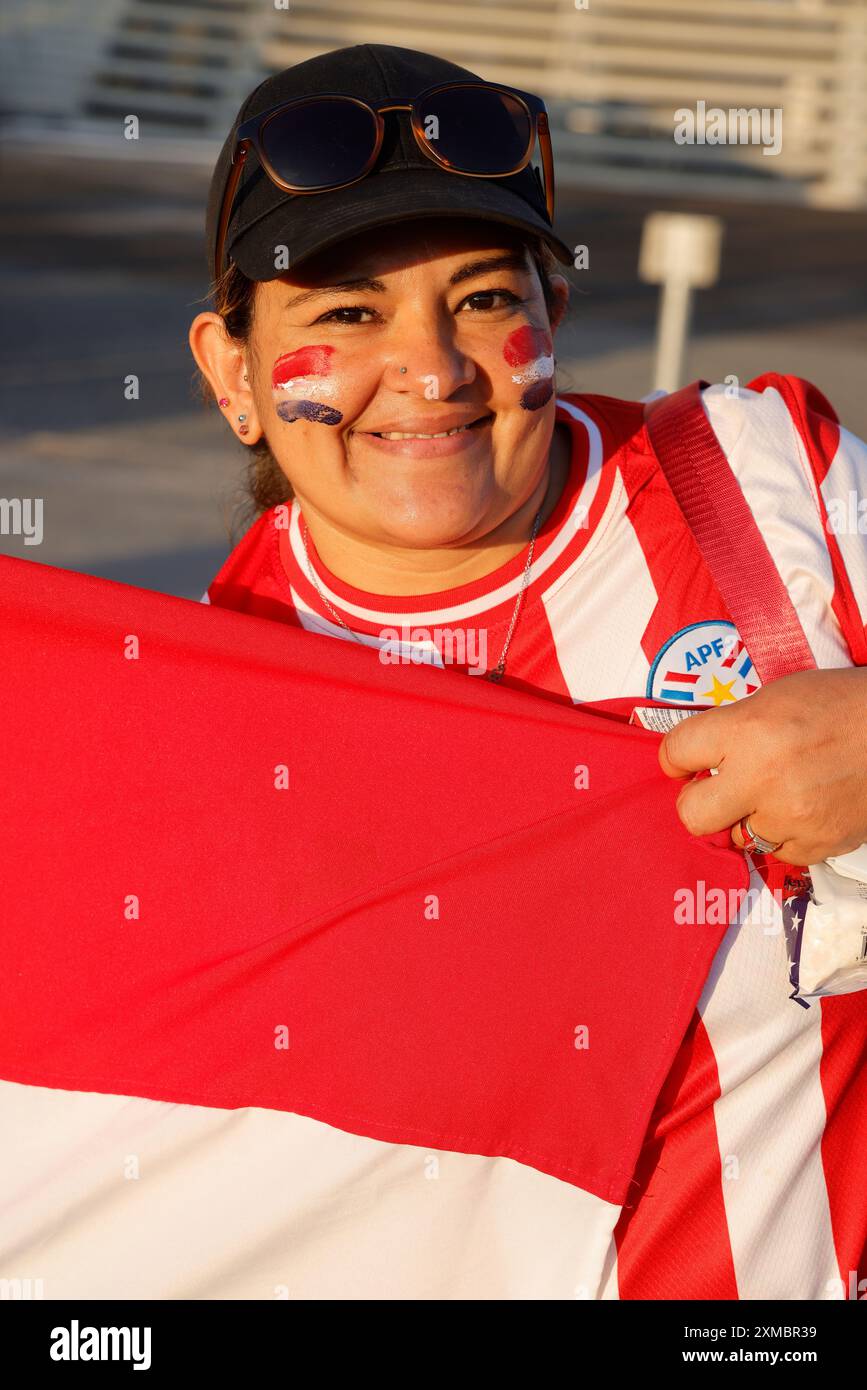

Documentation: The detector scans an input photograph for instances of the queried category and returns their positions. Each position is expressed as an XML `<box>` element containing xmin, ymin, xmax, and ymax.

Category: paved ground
<box><xmin>1</xmin><ymin>147</ymin><xmax>866</xmax><ymax>597</ymax></box>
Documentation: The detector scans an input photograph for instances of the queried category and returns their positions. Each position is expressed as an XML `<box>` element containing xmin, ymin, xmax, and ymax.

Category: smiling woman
<box><xmin>186</xmin><ymin>41</ymin><xmax>867</xmax><ymax>1299</ymax></box>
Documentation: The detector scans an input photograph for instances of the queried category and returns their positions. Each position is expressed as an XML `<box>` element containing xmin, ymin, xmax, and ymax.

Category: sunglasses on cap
<box><xmin>213</xmin><ymin>80</ymin><xmax>556</xmax><ymax>284</ymax></box>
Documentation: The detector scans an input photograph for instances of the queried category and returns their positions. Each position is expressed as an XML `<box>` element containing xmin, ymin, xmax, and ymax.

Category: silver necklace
<box><xmin>300</xmin><ymin>501</ymin><xmax>546</xmax><ymax>683</ymax></box>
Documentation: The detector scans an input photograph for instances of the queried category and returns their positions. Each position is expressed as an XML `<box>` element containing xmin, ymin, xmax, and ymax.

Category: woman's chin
<box><xmin>357</xmin><ymin>481</ymin><xmax>495</xmax><ymax>551</ymax></box>
<box><xmin>372</xmin><ymin>510</ymin><xmax>488</xmax><ymax>551</ymax></box>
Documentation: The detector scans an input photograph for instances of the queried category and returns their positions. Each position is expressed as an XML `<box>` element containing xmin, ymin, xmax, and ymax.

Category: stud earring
<box><xmin>399</xmin><ymin>366</ymin><xmax>407</xmax><ymax>374</ymax></box>
<box><xmin>238</xmin><ymin>413</ymin><xmax>249</xmax><ymax>436</ymax></box>
<box><xmin>218</xmin><ymin>396</ymin><xmax>230</xmax><ymax>407</ymax></box>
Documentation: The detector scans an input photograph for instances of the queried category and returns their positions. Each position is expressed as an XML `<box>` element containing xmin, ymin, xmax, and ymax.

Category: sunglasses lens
<box><xmin>260</xmin><ymin>97</ymin><xmax>379</xmax><ymax>188</ymax></box>
<box><xmin>418</xmin><ymin>88</ymin><xmax>532</xmax><ymax>174</ymax></box>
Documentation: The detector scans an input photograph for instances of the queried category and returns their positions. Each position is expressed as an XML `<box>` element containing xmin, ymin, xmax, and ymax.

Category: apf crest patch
<box><xmin>647</xmin><ymin>620</ymin><xmax>761</xmax><ymax>706</ymax></box>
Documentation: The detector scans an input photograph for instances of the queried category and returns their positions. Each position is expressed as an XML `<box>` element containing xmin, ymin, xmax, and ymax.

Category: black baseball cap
<box><xmin>205</xmin><ymin>42</ymin><xmax>574</xmax><ymax>282</ymax></box>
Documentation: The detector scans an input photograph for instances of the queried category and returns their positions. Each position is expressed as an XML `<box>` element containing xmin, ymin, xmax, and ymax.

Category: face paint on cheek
<box><xmin>271</xmin><ymin>346</ymin><xmax>344</xmax><ymax>426</ymax></box>
<box><xmin>277</xmin><ymin>399</ymin><xmax>343</xmax><ymax>425</ymax></box>
<box><xmin>502</xmin><ymin>326</ymin><xmax>555</xmax><ymax>411</ymax></box>
<box><xmin>518</xmin><ymin>379</ymin><xmax>554</xmax><ymax>411</ymax></box>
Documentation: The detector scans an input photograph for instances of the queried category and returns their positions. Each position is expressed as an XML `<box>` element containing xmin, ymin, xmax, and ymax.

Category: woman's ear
<box><xmin>547</xmin><ymin>274</ymin><xmax>570</xmax><ymax>336</ymax></box>
<box><xmin>188</xmin><ymin>312</ymin><xmax>262</xmax><ymax>443</ymax></box>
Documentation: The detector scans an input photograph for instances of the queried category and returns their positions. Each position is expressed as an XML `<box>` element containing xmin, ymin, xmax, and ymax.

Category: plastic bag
<box><xmin>784</xmin><ymin>847</ymin><xmax>867</xmax><ymax>1001</ymax></box>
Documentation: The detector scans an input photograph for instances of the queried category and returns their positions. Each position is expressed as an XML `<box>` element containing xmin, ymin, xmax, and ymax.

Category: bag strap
<box><xmin>643</xmin><ymin>380</ymin><xmax>817</xmax><ymax>683</ymax></box>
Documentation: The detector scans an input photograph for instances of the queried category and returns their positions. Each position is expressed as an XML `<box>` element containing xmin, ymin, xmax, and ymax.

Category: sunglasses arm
<box><xmin>536</xmin><ymin>111</ymin><xmax>556</xmax><ymax>225</ymax></box>
<box><xmin>214</xmin><ymin>143</ymin><xmax>250</xmax><ymax>286</ymax></box>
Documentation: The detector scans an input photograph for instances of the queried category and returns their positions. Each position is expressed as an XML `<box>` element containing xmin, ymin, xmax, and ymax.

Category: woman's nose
<box><xmin>383</xmin><ymin>327</ymin><xmax>477</xmax><ymax>400</ymax></box>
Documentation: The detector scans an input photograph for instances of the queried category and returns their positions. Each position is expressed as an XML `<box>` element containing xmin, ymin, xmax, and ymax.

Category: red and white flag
<box><xmin>0</xmin><ymin>553</ymin><xmax>751</xmax><ymax>1299</ymax></box>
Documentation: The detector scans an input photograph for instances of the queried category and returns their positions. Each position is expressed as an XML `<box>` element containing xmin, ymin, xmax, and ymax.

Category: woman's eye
<box><xmin>459</xmin><ymin>289</ymin><xmax>523</xmax><ymax>313</ymax></box>
<box><xmin>314</xmin><ymin>305</ymin><xmax>378</xmax><ymax>325</ymax></box>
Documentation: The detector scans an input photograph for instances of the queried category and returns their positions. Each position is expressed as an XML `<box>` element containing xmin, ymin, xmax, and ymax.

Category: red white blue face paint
<box><xmin>271</xmin><ymin>346</ymin><xmax>343</xmax><ymax>426</ymax></box>
<box><xmin>503</xmin><ymin>326</ymin><xmax>554</xmax><ymax>411</ymax></box>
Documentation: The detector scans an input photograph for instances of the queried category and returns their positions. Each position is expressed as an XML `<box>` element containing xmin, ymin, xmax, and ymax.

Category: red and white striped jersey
<box><xmin>204</xmin><ymin>373</ymin><xmax>867</xmax><ymax>1298</ymax></box>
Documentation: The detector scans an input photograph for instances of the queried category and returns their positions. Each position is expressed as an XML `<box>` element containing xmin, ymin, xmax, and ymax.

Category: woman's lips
<box><xmin>357</xmin><ymin>415</ymin><xmax>493</xmax><ymax>458</ymax></box>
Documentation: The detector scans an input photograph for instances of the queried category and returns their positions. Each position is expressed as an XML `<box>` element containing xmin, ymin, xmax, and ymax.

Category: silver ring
<box><xmin>741</xmin><ymin>816</ymin><xmax>782</xmax><ymax>855</ymax></box>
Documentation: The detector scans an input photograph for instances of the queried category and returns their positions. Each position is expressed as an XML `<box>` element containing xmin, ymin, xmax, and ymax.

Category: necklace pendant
<box><xmin>487</xmin><ymin>663</ymin><xmax>506</xmax><ymax>683</ymax></box>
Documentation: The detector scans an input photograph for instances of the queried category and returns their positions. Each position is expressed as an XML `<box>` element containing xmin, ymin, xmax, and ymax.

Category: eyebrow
<box><xmin>449</xmin><ymin>252</ymin><xmax>531</xmax><ymax>285</ymax></box>
<box><xmin>282</xmin><ymin>278</ymin><xmax>385</xmax><ymax>312</ymax></box>
<box><xmin>282</xmin><ymin>252</ymin><xmax>531</xmax><ymax>312</ymax></box>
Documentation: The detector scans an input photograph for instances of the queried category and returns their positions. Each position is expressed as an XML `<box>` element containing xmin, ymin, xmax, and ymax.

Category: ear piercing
<box><xmin>217</xmin><ymin>397</ymin><xmax>250</xmax><ymax>434</ymax></box>
<box><xmin>399</xmin><ymin>366</ymin><xmax>407</xmax><ymax>373</ymax></box>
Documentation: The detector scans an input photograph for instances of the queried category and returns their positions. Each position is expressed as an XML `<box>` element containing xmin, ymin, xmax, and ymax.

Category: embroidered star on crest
<box><xmin>699</xmin><ymin>673</ymin><xmax>738</xmax><ymax>705</ymax></box>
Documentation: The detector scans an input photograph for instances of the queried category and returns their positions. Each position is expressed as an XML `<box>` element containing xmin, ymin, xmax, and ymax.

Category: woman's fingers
<box><xmin>673</xmin><ymin>760</ymin><xmax>761</xmax><ymax>840</ymax></box>
<box><xmin>657</xmin><ymin>669</ymin><xmax>867</xmax><ymax>864</ymax></box>
<box><xmin>657</xmin><ymin>688</ymin><xmax>797</xmax><ymax>854</ymax></box>
<box><xmin>656</xmin><ymin>703</ymin><xmax>732</xmax><ymax>779</ymax></box>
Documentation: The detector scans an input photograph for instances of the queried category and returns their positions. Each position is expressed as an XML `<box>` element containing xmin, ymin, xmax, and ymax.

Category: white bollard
<box><xmin>639</xmin><ymin>212</ymin><xmax>723</xmax><ymax>393</ymax></box>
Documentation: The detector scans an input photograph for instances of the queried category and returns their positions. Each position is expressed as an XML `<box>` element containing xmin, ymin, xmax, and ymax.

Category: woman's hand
<box><xmin>658</xmin><ymin>667</ymin><xmax>867</xmax><ymax>864</ymax></box>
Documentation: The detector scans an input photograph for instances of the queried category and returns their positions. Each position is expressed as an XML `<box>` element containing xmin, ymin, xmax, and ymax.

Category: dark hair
<box><xmin>199</xmin><ymin>231</ymin><xmax>562</xmax><ymax>519</ymax></box>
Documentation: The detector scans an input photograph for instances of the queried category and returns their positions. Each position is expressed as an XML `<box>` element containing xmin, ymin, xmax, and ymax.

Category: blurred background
<box><xmin>1</xmin><ymin>0</ymin><xmax>866</xmax><ymax>596</ymax></box>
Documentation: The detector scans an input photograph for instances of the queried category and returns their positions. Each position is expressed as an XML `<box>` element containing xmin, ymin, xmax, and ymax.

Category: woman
<box><xmin>189</xmin><ymin>43</ymin><xmax>867</xmax><ymax>1297</ymax></box>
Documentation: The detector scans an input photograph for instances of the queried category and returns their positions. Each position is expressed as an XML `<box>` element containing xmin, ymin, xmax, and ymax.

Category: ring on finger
<box><xmin>739</xmin><ymin>816</ymin><xmax>783</xmax><ymax>855</ymax></box>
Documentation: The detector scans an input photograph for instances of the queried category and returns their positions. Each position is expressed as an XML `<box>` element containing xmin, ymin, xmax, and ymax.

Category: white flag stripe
<box><xmin>510</xmin><ymin>353</ymin><xmax>555</xmax><ymax>385</ymax></box>
<box><xmin>272</xmin><ymin>374</ymin><xmax>337</xmax><ymax>396</ymax></box>
<box><xmin>0</xmin><ymin>1078</ymin><xmax>619</xmax><ymax>1300</ymax></box>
